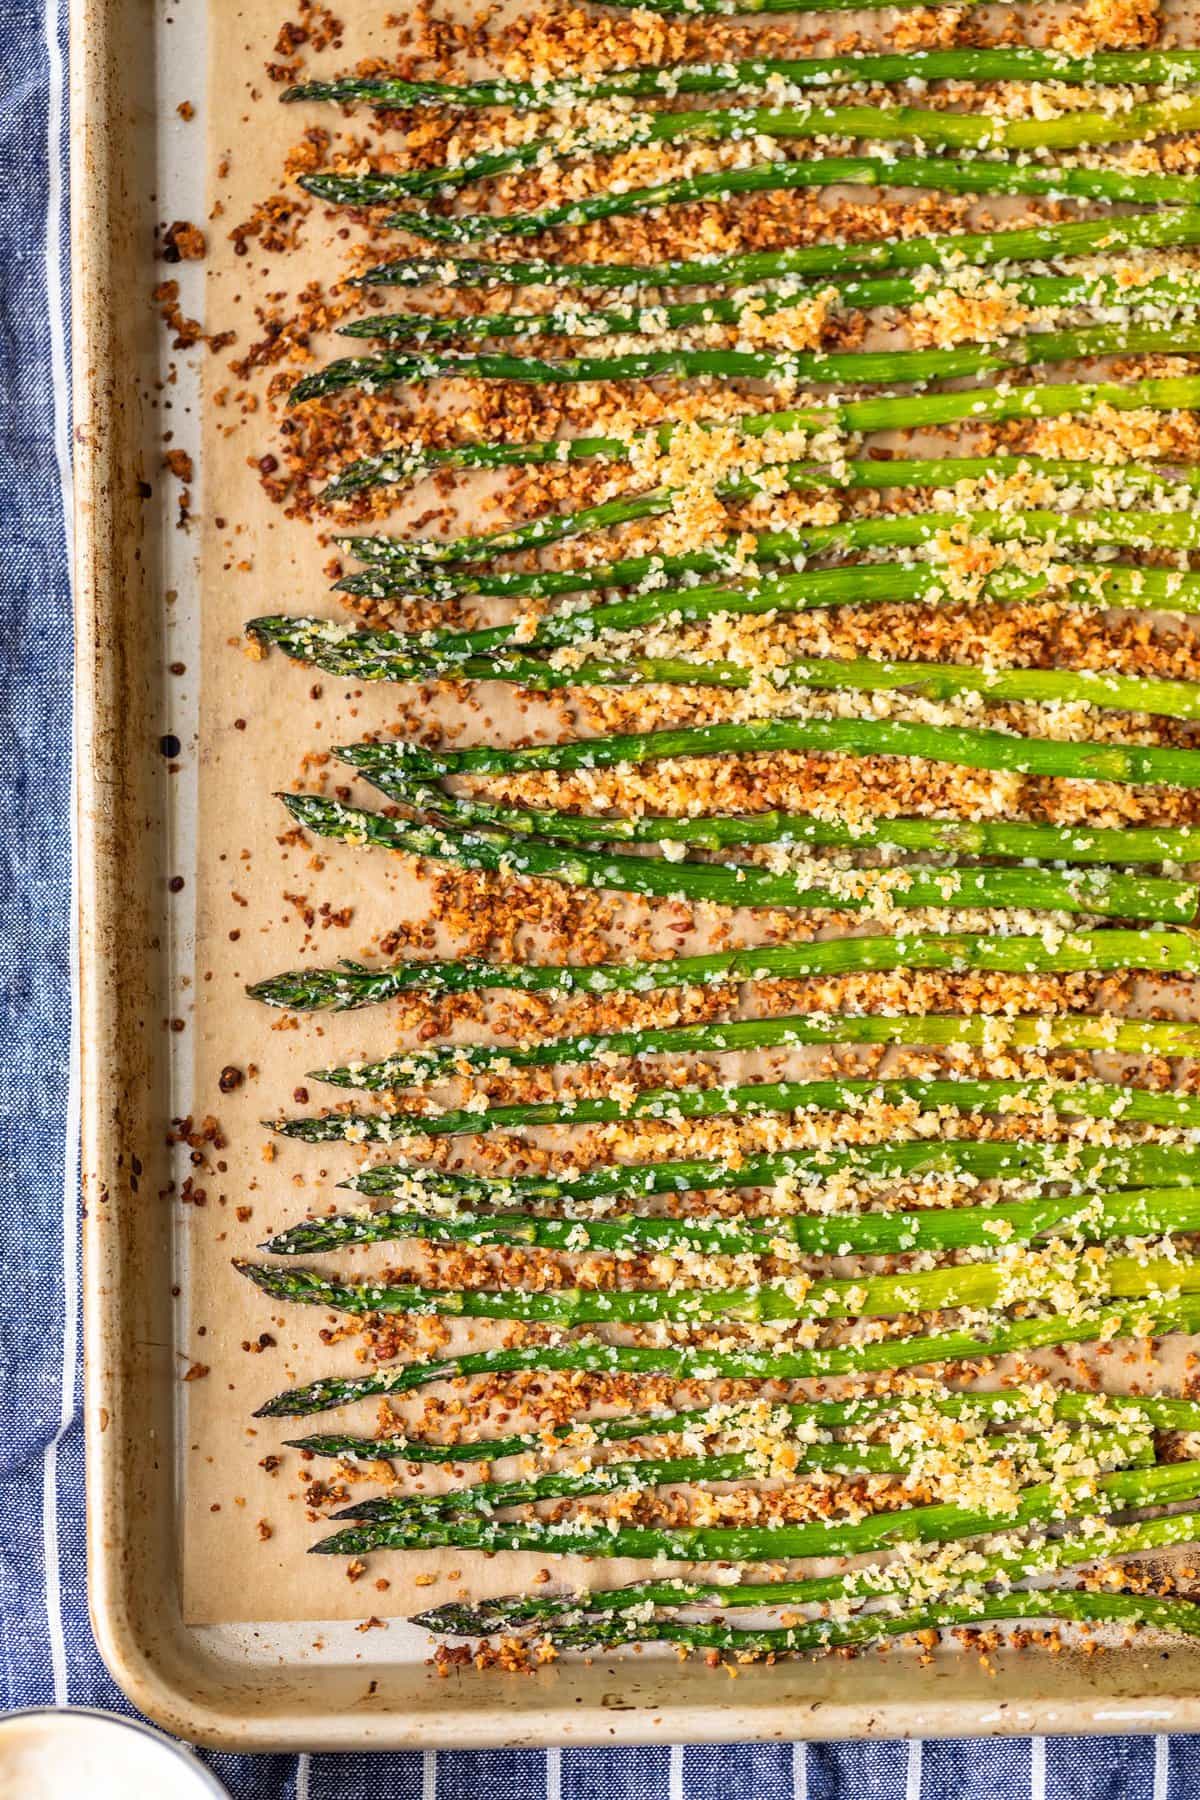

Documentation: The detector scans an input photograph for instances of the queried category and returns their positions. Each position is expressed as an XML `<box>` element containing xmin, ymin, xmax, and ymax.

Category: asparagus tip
<box><xmin>412</xmin><ymin>1603</ymin><xmax>500</xmax><ymax>1633</ymax></box>
<box><xmin>244</xmin><ymin>977</ymin><xmax>287</xmax><ymax>1006</ymax></box>
<box><xmin>245</xmin><ymin>616</ymin><xmax>290</xmax><ymax>647</ymax></box>
<box><xmin>332</xmin><ymin>1498</ymin><xmax>387</xmax><ymax>1521</ymax></box>
<box><xmin>253</xmin><ymin>1393</ymin><xmax>306</xmax><ymax>1419</ymax></box>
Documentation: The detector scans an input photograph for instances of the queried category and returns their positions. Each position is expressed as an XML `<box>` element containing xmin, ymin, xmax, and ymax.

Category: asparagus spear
<box><xmin>240</xmin><ymin>1250</ymin><xmax>1200</xmax><ymax>1327</ymax></box>
<box><xmin>259</xmin><ymin>588</ymin><xmax>1200</xmax><ymax>703</ymax></box>
<box><xmin>309</xmin><ymin>1015</ymin><xmax>1200</xmax><ymax>1095</ymax></box>
<box><xmin>265</xmin><ymin>568</ymin><xmax>1200</xmax><ymax>685</ymax></box>
<box><xmin>361</xmin><ymin>211</ymin><xmax>1200</xmax><ymax>292</ymax></box>
<box><xmin>346</xmin><ymin>270</ymin><xmax>1200</xmax><ymax>353</ymax></box>
<box><xmin>331</xmin><ymin>645</ymin><xmax>1200</xmax><ymax>715</ymax></box>
<box><xmin>290</xmin><ymin>322</ymin><xmax>1200</xmax><ymax>404</ymax></box>
<box><xmin>284</xmin><ymin>50</ymin><xmax>1200</xmax><ymax>111</ymax></box>
<box><xmin>278</xmin><ymin>793</ymin><xmax>1197</xmax><ymax>922</ymax></box>
<box><xmin>321</xmin><ymin>449</ymin><xmax>1200</xmax><ymax>550</ymax></box>
<box><xmin>330</xmin><ymin>1424</ymin><xmax>1149</xmax><ymax>1524</ymax></box>
<box><xmin>323</xmin><ymin>643</ymin><xmax>1200</xmax><ymax>701</ymax></box>
<box><xmin>311</xmin><ymin>1458</ymin><xmax>1200</xmax><ymax>1560</ymax></box>
<box><xmin>253</xmin><ymin>1296</ymin><xmax>1200</xmax><ymax>1417</ymax></box>
<box><xmin>344</xmin><ymin>1142</ymin><xmax>1200</xmax><ymax>1206</ymax></box>
<box><xmin>310</xmin><ymin>99</ymin><xmax>1200</xmax><ymax>211</ymax></box>
<box><xmin>254</xmin><ymin>569</ymin><xmax>1200</xmax><ymax>691</ymax></box>
<box><xmin>248</xmin><ymin>928</ymin><xmax>1200</xmax><ymax>1011</ymax></box>
<box><xmin>419</xmin><ymin>1508</ymin><xmax>1200</xmax><ymax>1636</ymax></box>
<box><xmin>319</xmin><ymin>774</ymin><xmax>1200</xmax><ymax>863</ymax></box>
<box><xmin>331</xmin><ymin>375</ymin><xmax>1200</xmax><ymax>494</ymax></box>
<box><xmin>288</xmin><ymin>783</ymin><xmax>1200</xmax><ymax>922</ymax></box>
<box><xmin>261</xmin><ymin>1184</ymin><xmax>1200</xmax><ymax>1260</ymax></box>
<box><xmin>593</xmin><ymin>0</ymin><xmax>1111</xmax><ymax>20</ymax></box>
<box><xmin>289</xmin><ymin>1389</ymin><xmax>1200</xmax><ymax>1465</ymax></box>
<box><xmin>306</xmin><ymin>96</ymin><xmax>1200</xmax><ymax>212</ymax></box>
<box><xmin>389</xmin><ymin>157</ymin><xmax>1200</xmax><ymax>247</ymax></box>
<box><xmin>273</xmin><ymin>1067</ymin><xmax>1200</xmax><ymax>1141</ymax></box>
<box><xmin>434</xmin><ymin>1591</ymin><xmax>1200</xmax><ymax>1655</ymax></box>
<box><xmin>339</xmin><ymin>508</ymin><xmax>1200</xmax><ymax>604</ymax></box>
<box><xmin>351</xmin><ymin>714</ymin><xmax>1200</xmax><ymax>788</ymax></box>
<box><xmin>587</xmin><ymin>0</ymin><xmax>1114</xmax><ymax>19</ymax></box>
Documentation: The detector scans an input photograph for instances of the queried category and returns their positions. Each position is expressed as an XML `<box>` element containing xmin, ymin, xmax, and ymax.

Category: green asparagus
<box><xmin>291</xmin><ymin>323</ymin><xmax>1200</xmax><ymax>404</ymax></box>
<box><xmin>261</xmin><ymin>1184</ymin><xmax>1200</xmax><ymax>1260</ymax></box>
<box><xmin>254</xmin><ymin>1299</ymin><xmax>1200</xmax><ymax>1418</ymax></box>
<box><xmin>389</xmin><ymin>156</ymin><xmax>1200</xmax><ymax>247</ymax></box>
<box><xmin>309</xmin><ymin>1014</ymin><xmax>1200</xmax><ymax>1094</ymax></box>
<box><xmin>239</xmin><ymin>1251</ymin><xmax>1200</xmax><ymax>1326</ymax></box>
<box><xmin>248</xmin><ymin>928</ymin><xmax>1200</xmax><ymax>1011</ymax></box>
<box><xmin>279</xmin><ymin>793</ymin><xmax>1198</xmax><ymax>921</ymax></box>
<box><xmin>290</xmin><ymin>1388</ymin><xmax>1200</xmax><ymax>1466</ymax></box>
<box><xmin>311</xmin><ymin>1458</ymin><xmax>1200</xmax><ymax>1559</ymax></box>
<box><xmin>360</xmin><ymin>212</ymin><xmax>1200</xmax><ymax>293</ymax></box>
<box><xmin>327</xmin><ymin>375</ymin><xmax>1200</xmax><ymax>494</ymax></box>
<box><xmin>285</xmin><ymin>51</ymin><xmax>1200</xmax><ymax>112</ymax></box>
<box><xmin>330</xmin><ymin>1425</ymin><xmax>1148</xmax><ymax>1524</ymax></box>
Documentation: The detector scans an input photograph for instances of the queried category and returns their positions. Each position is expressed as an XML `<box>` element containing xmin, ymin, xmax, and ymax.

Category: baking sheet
<box><xmin>181</xmin><ymin>0</ymin><xmax>1198</xmax><ymax>1626</ymax></box>
<box><xmin>76</xmin><ymin>0</ymin><xmax>1200</xmax><ymax>1742</ymax></box>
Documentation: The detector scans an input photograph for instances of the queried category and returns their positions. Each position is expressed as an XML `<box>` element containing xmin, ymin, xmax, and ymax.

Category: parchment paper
<box><xmin>181</xmin><ymin>0</ymin><xmax>1200</xmax><ymax>1623</ymax></box>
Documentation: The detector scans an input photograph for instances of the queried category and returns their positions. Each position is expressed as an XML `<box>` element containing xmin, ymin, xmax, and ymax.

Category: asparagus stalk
<box><xmin>587</xmin><ymin>0</ymin><xmax>1101</xmax><ymax>19</ymax></box>
<box><xmin>346</xmin><ymin>270</ymin><xmax>1200</xmax><ymax>352</ymax></box>
<box><xmin>307</xmin><ymin>97</ymin><xmax>1200</xmax><ymax>211</ymax></box>
<box><xmin>333</xmin><ymin>1437</ymin><xmax>1131</xmax><ymax>1522</ymax></box>
<box><xmin>309</xmin><ymin>95</ymin><xmax>1200</xmax><ymax>210</ymax></box>
<box><xmin>289</xmin><ymin>1389</ymin><xmax>1200</xmax><ymax>1466</ymax></box>
<box><xmin>360</xmin><ymin>211</ymin><xmax>1200</xmax><ymax>292</ymax></box>
<box><xmin>323</xmin><ymin>643</ymin><xmax>1200</xmax><ymax>701</ymax></box>
<box><xmin>254</xmin><ymin>569</ymin><xmax>1200</xmax><ymax>692</ymax></box>
<box><xmin>331</xmin><ymin>1425</ymin><xmax>1149</xmax><ymax>1524</ymax></box>
<box><xmin>592</xmin><ymin>0</ymin><xmax>1090</xmax><ymax>20</ymax></box>
<box><xmin>344</xmin><ymin>267</ymin><xmax>1200</xmax><ymax>355</ymax></box>
<box><xmin>290</xmin><ymin>323</ymin><xmax>1200</xmax><ymax>404</ymax></box>
<box><xmin>311</xmin><ymin>1458</ymin><xmax>1200</xmax><ymax>1560</ymax></box>
<box><xmin>339</xmin><ymin>508</ymin><xmax>1200</xmax><ymax>604</ymax></box>
<box><xmin>344</xmin><ymin>1142</ymin><xmax>1200</xmax><ymax>1206</ymax></box>
<box><xmin>330</xmin><ymin>375</ymin><xmax>1200</xmax><ymax>494</ymax></box>
<box><xmin>389</xmin><ymin>157</ymin><xmax>1200</xmax><ymax>247</ymax></box>
<box><xmin>248</xmin><ymin>928</ymin><xmax>1200</xmax><ymax>1011</ymax></box>
<box><xmin>293</xmin><ymin>782</ymin><xmax>1200</xmax><ymax>920</ymax></box>
<box><xmin>279</xmin><ymin>793</ymin><xmax>1197</xmax><ymax>921</ymax></box>
<box><xmin>330</xmin><ymin>645</ymin><xmax>1200</xmax><ymax>716</ymax></box>
<box><xmin>354</xmin><ymin>714</ymin><xmax>1200</xmax><ymax>789</ymax></box>
<box><xmin>264</xmin><ymin>569</ymin><xmax>1200</xmax><ymax>685</ymax></box>
<box><xmin>240</xmin><ymin>1250</ymin><xmax>1200</xmax><ymax>1327</ymax></box>
<box><xmin>419</xmin><ymin>1509</ymin><xmax>1200</xmax><ymax>1634</ymax></box>
<box><xmin>309</xmin><ymin>1015</ymin><xmax>1200</xmax><ymax>1095</ymax></box>
<box><xmin>321</xmin><ymin>449</ymin><xmax>1200</xmax><ymax>548</ymax></box>
<box><xmin>320</xmin><ymin>775</ymin><xmax>1200</xmax><ymax>863</ymax></box>
<box><xmin>436</xmin><ymin>1591</ymin><xmax>1200</xmax><ymax>1655</ymax></box>
<box><xmin>284</xmin><ymin>51</ymin><xmax>1200</xmax><ymax>111</ymax></box>
<box><xmin>261</xmin><ymin>1184</ymin><xmax>1200</xmax><ymax>1260</ymax></box>
<box><xmin>253</xmin><ymin>1297</ymin><xmax>1200</xmax><ymax>1417</ymax></box>
<box><xmin>273</xmin><ymin>1068</ymin><xmax>1200</xmax><ymax>1141</ymax></box>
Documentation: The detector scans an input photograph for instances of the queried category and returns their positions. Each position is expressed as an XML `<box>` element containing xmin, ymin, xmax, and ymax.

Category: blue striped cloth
<box><xmin>3</xmin><ymin>0</ymin><xmax>1200</xmax><ymax>1790</ymax></box>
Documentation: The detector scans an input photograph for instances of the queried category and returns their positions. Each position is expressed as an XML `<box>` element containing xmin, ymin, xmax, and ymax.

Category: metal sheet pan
<box><xmin>72</xmin><ymin>0</ymin><xmax>1200</xmax><ymax>1747</ymax></box>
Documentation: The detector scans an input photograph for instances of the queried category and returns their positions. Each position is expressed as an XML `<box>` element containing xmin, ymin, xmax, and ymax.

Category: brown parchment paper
<box><xmin>181</xmin><ymin>0</ymin><xmax>1200</xmax><ymax>1624</ymax></box>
